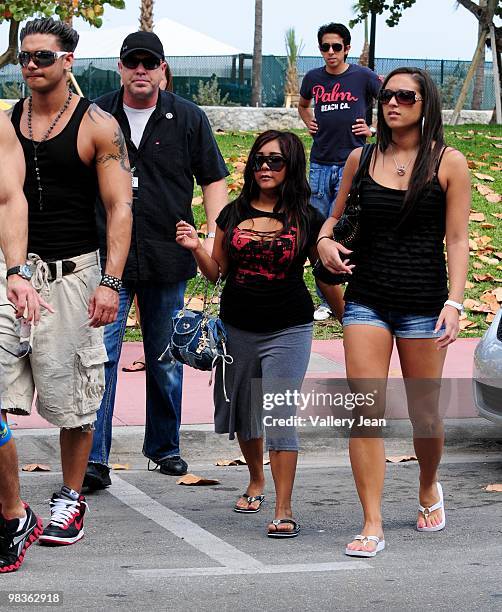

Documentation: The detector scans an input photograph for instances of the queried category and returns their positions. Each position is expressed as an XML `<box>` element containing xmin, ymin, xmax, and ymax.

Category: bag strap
<box><xmin>183</xmin><ymin>274</ymin><xmax>223</xmax><ymax>312</ymax></box>
<box><xmin>353</xmin><ymin>143</ymin><xmax>375</xmax><ymax>188</ymax></box>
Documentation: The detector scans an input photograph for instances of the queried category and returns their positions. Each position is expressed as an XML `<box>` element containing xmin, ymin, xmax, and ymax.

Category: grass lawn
<box><xmin>125</xmin><ymin>124</ymin><xmax>501</xmax><ymax>342</ymax></box>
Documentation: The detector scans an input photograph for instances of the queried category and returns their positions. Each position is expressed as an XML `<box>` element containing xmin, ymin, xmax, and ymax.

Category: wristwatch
<box><xmin>369</xmin><ymin>126</ymin><xmax>377</xmax><ymax>136</ymax></box>
<box><xmin>206</xmin><ymin>232</ymin><xmax>216</xmax><ymax>239</ymax></box>
<box><xmin>6</xmin><ymin>264</ymin><xmax>32</xmax><ymax>281</ymax></box>
<box><xmin>444</xmin><ymin>299</ymin><xmax>464</xmax><ymax>314</ymax></box>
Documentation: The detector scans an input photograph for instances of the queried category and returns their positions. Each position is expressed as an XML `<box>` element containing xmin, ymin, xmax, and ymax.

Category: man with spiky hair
<box><xmin>0</xmin><ymin>17</ymin><xmax>132</xmax><ymax>546</ymax></box>
<box><xmin>0</xmin><ymin>110</ymin><xmax>52</xmax><ymax>573</ymax></box>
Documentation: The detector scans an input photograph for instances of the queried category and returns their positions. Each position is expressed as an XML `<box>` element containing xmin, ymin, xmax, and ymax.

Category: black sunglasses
<box><xmin>18</xmin><ymin>50</ymin><xmax>68</xmax><ymax>68</ymax></box>
<box><xmin>378</xmin><ymin>88</ymin><xmax>423</xmax><ymax>105</ymax></box>
<box><xmin>252</xmin><ymin>154</ymin><xmax>286</xmax><ymax>172</ymax></box>
<box><xmin>122</xmin><ymin>55</ymin><xmax>162</xmax><ymax>70</ymax></box>
<box><xmin>319</xmin><ymin>42</ymin><xmax>344</xmax><ymax>53</ymax></box>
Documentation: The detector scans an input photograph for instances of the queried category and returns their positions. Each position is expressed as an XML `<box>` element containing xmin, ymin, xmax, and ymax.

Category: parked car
<box><xmin>473</xmin><ymin>309</ymin><xmax>502</xmax><ymax>424</ymax></box>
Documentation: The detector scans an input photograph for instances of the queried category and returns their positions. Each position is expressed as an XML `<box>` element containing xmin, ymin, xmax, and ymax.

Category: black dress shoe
<box><xmin>158</xmin><ymin>456</ymin><xmax>188</xmax><ymax>476</ymax></box>
<box><xmin>83</xmin><ymin>462</ymin><xmax>111</xmax><ymax>491</ymax></box>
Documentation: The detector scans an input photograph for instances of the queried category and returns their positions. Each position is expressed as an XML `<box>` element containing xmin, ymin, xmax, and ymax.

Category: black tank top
<box><xmin>344</xmin><ymin>150</ymin><xmax>448</xmax><ymax>315</ymax></box>
<box><xmin>12</xmin><ymin>97</ymin><xmax>99</xmax><ymax>260</ymax></box>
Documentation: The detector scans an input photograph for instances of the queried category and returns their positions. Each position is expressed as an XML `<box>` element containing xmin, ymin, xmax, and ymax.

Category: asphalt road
<box><xmin>2</xmin><ymin>435</ymin><xmax>502</xmax><ymax>612</ymax></box>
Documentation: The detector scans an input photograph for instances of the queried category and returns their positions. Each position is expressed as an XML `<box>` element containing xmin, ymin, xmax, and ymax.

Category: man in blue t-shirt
<box><xmin>299</xmin><ymin>22</ymin><xmax>381</xmax><ymax>320</ymax></box>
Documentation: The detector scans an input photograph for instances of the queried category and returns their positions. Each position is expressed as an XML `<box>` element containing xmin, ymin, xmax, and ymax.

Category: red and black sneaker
<box><xmin>0</xmin><ymin>503</ymin><xmax>43</xmax><ymax>573</ymax></box>
<box><xmin>38</xmin><ymin>487</ymin><xmax>88</xmax><ymax>546</ymax></box>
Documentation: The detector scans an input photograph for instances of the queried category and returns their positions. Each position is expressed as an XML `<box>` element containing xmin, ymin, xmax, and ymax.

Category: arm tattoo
<box><xmin>96</xmin><ymin>128</ymin><xmax>131</xmax><ymax>173</ymax></box>
<box><xmin>87</xmin><ymin>103</ymin><xmax>113</xmax><ymax>124</ymax></box>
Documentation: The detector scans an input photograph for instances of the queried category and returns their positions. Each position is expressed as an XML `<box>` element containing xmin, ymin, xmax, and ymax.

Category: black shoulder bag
<box><xmin>312</xmin><ymin>143</ymin><xmax>375</xmax><ymax>285</ymax></box>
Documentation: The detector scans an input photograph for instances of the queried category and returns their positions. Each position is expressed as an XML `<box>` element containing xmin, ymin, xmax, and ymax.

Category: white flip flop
<box><xmin>345</xmin><ymin>535</ymin><xmax>385</xmax><ymax>557</ymax></box>
<box><xmin>417</xmin><ymin>482</ymin><xmax>446</xmax><ymax>532</ymax></box>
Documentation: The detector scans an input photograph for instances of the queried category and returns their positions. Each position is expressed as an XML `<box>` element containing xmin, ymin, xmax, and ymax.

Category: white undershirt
<box><xmin>123</xmin><ymin>103</ymin><xmax>156</xmax><ymax>148</ymax></box>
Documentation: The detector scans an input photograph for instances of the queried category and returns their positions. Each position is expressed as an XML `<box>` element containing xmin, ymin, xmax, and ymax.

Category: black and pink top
<box><xmin>216</xmin><ymin>203</ymin><xmax>324</xmax><ymax>332</ymax></box>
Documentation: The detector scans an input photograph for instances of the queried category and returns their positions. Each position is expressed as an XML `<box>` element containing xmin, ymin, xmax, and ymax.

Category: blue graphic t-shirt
<box><xmin>300</xmin><ymin>64</ymin><xmax>381</xmax><ymax>165</ymax></box>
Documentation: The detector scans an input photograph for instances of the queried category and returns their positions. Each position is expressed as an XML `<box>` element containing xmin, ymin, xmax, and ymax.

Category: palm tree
<box><xmin>251</xmin><ymin>0</ymin><xmax>263</xmax><ymax>107</ymax></box>
<box><xmin>139</xmin><ymin>0</ymin><xmax>154</xmax><ymax>32</ymax></box>
<box><xmin>284</xmin><ymin>28</ymin><xmax>304</xmax><ymax>108</ymax></box>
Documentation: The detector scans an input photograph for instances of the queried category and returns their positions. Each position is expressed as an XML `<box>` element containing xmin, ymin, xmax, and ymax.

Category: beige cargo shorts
<box><xmin>0</xmin><ymin>250</ymin><xmax>108</xmax><ymax>429</ymax></box>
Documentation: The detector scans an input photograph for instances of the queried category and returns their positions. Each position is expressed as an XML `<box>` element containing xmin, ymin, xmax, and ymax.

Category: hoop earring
<box><xmin>421</xmin><ymin>116</ymin><xmax>425</xmax><ymax>135</ymax></box>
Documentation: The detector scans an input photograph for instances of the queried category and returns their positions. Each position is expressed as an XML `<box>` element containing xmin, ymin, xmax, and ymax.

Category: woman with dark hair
<box><xmin>177</xmin><ymin>130</ymin><xmax>343</xmax><ymax>538</ymax></box>
<box><xmin>317</xmin><ymin>68</ymin><xmax>470</xmax><ymax>556</ymax></box>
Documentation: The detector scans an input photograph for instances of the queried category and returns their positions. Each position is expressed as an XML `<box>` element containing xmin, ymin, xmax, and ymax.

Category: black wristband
<box><xmin>100</xmin><ymin>274</ymin><xmax>122</xmax><ymax>293</ymax></box>
<box><xmin>316</xmin><ymin>235</ymin><xmax>333</xmax><ymax>247</ymax></box>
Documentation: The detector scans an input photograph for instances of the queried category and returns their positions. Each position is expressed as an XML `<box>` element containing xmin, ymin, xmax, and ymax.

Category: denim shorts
<box><xmin>343</xmin><ymin>301</ymin><xmax>445</xmax><ymax>339</ymax></box>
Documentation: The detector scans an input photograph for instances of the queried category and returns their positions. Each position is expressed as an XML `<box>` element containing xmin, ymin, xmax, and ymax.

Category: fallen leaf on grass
<box><xmin>476</xmin><ymin>236</ymin><xmax>492</xmax><ymax>247</ymax></box>
<box><xmin>486</xmin><ymin>313</ymin><xmax>496</xmax><ymax>324</ymax></box>
<box><xmin>493</xmin><ymin>287</ymin><xmax>502</xmax><ymax>302</ymax></box>
<box><xmin>485</xmin><ymin>135</ymin><xmax>502</xmax><ymax>141</ymax></box>
<box><xmin>481</xmin><ymin>223</ymin><xmax>496</xmax><ymax>229</ymax></box>
<box><xmin>472</xmin><ymin>261</ymin><xmax>483</xmax><ymax>269</ymax></box>
<box><xmin>478</xmin><ymin>255</ymin><xmax>500</xmax><ymax>266</ymax></box>
<box><xmin>485</xmin><ymin>484</ymin><xmax>502</xmax><ymax>492</ymax></box>
<box><xmin>126</xmin><ymin>316</ymin><xmax>137</xmax><ymax>328</ymax></box>
<box><xmin>473</xmin><ymin>274</ymin><xmax>494</xmax><ymax>282</ymax></box>
<box><xmin>176</xmin><ymin>473</ymin><xmax>220</xmax><ymax>486</ymax></box>
<box><xmin>22</xmin><ymin>463</ymin><xmax>51</xmax><ymax>472</ymax></box>
<box><xmin>486</xmin><ymin>193</ymin><xmax>502</xmax><ymax>203</ymax></box>
<box><xmin>111</xmin><ymin>463</ymin><xmax>130</xmax><ymax>470</ymax></box>
<box><xmin>468</xmin><ymin>239</ymin><xmax>478</xmax><ymax>251</ymax></box>
<box><xmin>469</xmin><ymin>212</ymin><xmax>486</xmax><ymax>222</ymax></box>
<box><xmin>474</xmin><ymin>183</ymin><xmax>493</xmax><ymax>196</ymax></box>
<box><xmin>473</xmin><ymin>172</ymin><xmax>495</xmax><ymax>182</ymax></box>
<box><xmin>191</xmin><ymin>196</ymin><xmax>203</xmax><ymax>206</ymax></box>
<box><xmin>459</xmin><ymin>315</ymin><xmax>478</xmax><ymax>330</ymax></box>
<box><xmin>386</xmin><ymin>455</ymin><xmax>417</xmax><ymax>463</ymax></box>
<box><xmin>465</xmin><ymin>281</ymin><xmax>474</xmax><ymax>289</ymax></box>
<box><xmin>491</xmin><ymin>213</ymin><xmax>502</xmax><ymax>220</ymax></box>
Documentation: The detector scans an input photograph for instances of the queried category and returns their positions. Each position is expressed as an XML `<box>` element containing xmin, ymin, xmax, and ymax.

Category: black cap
<box><xmin>120</xmin><ymin>31</ymin><xmax>164</xmax><ymax>60</ymax></box>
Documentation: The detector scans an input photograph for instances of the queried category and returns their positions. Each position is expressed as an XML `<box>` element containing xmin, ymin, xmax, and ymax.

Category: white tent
<box><xmin>75</xmin><ymin>17</ymin><xmax>243</xmax><ymax>58</ymax></box>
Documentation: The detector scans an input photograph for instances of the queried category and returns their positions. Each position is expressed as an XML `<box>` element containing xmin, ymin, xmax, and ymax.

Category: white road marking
<box><xmin>129</xmin><ymin>562</ymin><xmax>371</xmax><ymax>578</ymax></box>
<box><xmin>109</xmin><ymin>475</ymin><xmax>372</xmax><ymax>578</ymax></box>
<box><xmin>108</xmin><ymin>474</ymin><xmax>262</xmax><ymax>569</ymax></box>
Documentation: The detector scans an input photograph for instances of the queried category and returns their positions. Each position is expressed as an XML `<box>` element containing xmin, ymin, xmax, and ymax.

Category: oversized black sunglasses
<box><xmin>378</xmin><ymin>88</ymin><xmax>423</xmax><ymax>105</ymax></box>
<box><xmin>319</xmin><ymin>42</ymin><xmax>344</xmax><ymax>53</ymax></box>
<box><xmin>121</xmin><ymin>55</ymin><xmax>162</xmax><ymax>70</ymax></box>
<box><xmin>252</xmin><ymin>154</ymin><xmax>286</xmax><ymax>172</ymax></box>
<box><xmin>18</xmin><ymin>50</ymin><xmax>68</xmax><ymax>68</ymax></box>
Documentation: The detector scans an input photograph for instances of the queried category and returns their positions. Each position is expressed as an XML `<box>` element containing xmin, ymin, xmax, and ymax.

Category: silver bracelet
<box><xmin>100</xmin><ymin>274</ymin><xmax>122</xmax><ymax>293</ymax></box>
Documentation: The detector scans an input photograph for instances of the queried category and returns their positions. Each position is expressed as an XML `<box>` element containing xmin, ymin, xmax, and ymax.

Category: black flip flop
<box><xmin>267</xmin><ymin>518</ymin><xmax>300</xmax><ymax>538</ymax></box>
<box><xmin>122</xmin><ymin>360</ymin><xmax>146</xmax><ymax>372</ymax></box>
<box><xmin>233</xmin><ymin>493</ymin><xmax>265</xmax><ymax>513</ymax></box>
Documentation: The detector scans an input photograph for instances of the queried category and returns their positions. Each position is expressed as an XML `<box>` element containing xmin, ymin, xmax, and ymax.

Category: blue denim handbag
<box><xmin>159</xmin><ymin>276</ymin><xmax>233</xmax><ymax>400</ymax></box>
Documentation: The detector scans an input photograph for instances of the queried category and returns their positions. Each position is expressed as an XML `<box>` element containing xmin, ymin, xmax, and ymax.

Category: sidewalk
<box><xmin>10</xmin><ymin>338</ymin><xmax>480</xmax><ymax>430</ymax></box>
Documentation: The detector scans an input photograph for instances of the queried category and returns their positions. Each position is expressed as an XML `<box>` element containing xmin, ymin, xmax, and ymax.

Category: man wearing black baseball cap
<box><xmin>119</xmin><ymin>31</ymin><xmax>164</xmax><ymax>61</ymax></box>
<box><xmin>85</xmin><ymin>31</ymin><xmax>229</xmax><ymax>489</ymax></box>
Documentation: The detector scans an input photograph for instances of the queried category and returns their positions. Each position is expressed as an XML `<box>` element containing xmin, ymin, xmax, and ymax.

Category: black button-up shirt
<box><xmin>95</xmin><ymin>88</ymin><xmax>229</xmax><ymax>283</ymax></box>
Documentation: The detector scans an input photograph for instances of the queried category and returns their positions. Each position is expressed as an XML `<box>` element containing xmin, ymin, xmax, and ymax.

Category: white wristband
<box><xmin>444</xmin><ymin>299</ymin><xmax>464</xmax><ymax>314</ymax></box>
<box><xmin>206</xmin><ymin>232</ymin><xmax>216</xmax><ymax>239</ymax></box>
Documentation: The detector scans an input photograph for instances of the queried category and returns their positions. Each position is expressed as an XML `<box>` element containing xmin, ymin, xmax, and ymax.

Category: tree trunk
<box><xmin>488</xmin><ymin>21</ymin><xmax>502</xmax><ymax>122</ymax></box>
<box><xmin>139</xmin><ymin>0</ymin><xmax>154</xmax><ymax>32</ymax></box>
<box><xmin>0</xmin><ymin>20</ymin><xmax>20</xmax><ymax>70</ymax></box>
<box><xmin>450</xmin><ymin>29</ymin><xmax>488</xmax><ymax>124</ymax></box>
<box><xmin>251</xmin><ymin>0</ymin><xmax>263</xmax><ymax>107</ymax></box>
<box><xmin>471</xmin><ymin>0</ymin><xmax>487</xmax><ymax>109</ymax></box>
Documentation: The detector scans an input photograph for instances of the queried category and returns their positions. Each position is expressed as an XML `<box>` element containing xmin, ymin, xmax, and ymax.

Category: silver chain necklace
<box><xmin>390</xmin><ymin>143</ymin><xmax>415</xmax><ymax>176</ymax></box>
<box><xmin>27</xmin><ymin>89</ymin><xmax>73</xmax><ymax>211</ymax></box>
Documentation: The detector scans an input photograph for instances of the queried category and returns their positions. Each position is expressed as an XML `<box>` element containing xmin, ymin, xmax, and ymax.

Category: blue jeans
<box><xmin>309</xmin><ymin>161</ymin><xmax>345</xmax><ymax>304</ymax></box>
<box><xmin>343</xmin><ymin>301</ymin><xmax>445</xmax><ymax>338</ymax></box>
<box><xmin>89</xmin><ymin>280</ymin><xmax>186</xmax><ymax>465</ymax></box>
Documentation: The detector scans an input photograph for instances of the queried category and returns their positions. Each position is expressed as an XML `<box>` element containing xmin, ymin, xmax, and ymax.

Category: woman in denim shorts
<box><xmin>317</xmin><ymin>68</ymin><xmax>470</xmax><ymax>556</ymax></box>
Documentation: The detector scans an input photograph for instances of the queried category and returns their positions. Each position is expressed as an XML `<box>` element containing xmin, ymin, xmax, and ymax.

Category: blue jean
<box><xmin>89</xmin><ymin>280</ymin><xmax>186</xmax><ymax>465</ymax></box>
<box><xmin>343</xmin><ymin>301</ymin><xmax>445</xmax><ymax>338</ymax></box>
<box><xmin>309</xmin><ymin>161</ymin><xmax>345</xmax><ymax>304</ymax></box>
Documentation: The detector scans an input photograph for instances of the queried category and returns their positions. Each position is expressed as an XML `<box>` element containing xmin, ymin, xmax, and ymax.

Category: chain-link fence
<box><xmin>0</xmin><ymin>54</ymin><xmax>495</xmax><ymax>110</ymax></box>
